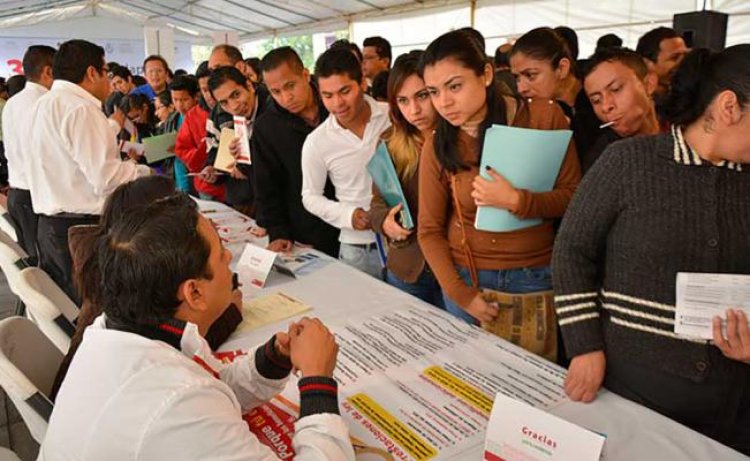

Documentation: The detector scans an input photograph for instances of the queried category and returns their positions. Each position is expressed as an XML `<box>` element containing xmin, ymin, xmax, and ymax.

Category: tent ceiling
<box><xmin>0</xmin><ymin>0</ymin><xmax>460</xmax><ymax>40</ymax></box>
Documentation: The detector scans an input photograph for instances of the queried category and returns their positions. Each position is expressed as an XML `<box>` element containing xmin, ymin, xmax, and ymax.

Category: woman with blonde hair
<box><xmin>370</xmin><ymin>50</ymin><xmax>443</xmax><ymax>308</ymax></box>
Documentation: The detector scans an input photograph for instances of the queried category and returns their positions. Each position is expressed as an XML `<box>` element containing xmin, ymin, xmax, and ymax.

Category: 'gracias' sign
<box><xmin>484</xmin><ymin>393</ymin><xmax>605</xmax><ymax>461</ymax></box>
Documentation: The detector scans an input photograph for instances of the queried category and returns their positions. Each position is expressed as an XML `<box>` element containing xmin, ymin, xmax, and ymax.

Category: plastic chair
<box><xmin>0</xmin><ymin>204</ymin><xmax>17</xmax><ymax>243</ymax></box>
<box><xmin>0</xmin><ymin>448</ymin><xmax>20</xmax><ymax>461</ymax></box>
<box><xmin>0</xmin><ymin>316</ymin><xmax>63</xmax><ymax>443</ymax></box>
<box><xmin>0</xmin><ymin>230</ymin><xmax>33</xmax><ymax>315</ymax></box>
<box><xmin>15</xmin><ymin>268</ymin><xmax>78</xmax><ymax>354</ymax></box>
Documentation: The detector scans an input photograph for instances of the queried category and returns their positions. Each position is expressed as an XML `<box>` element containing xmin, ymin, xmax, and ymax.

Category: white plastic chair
<box><xmin>0</xmin><ymin>316</ymin><xmax>63</xmax><ymax>443</ymax></box>
<box><xmin>0</xmin><ymin>230</ymin><xmax>33</xmax><ymax>316</ymax></box>
<box><xmin>0</xmin><ymin>448</ymin><xmax>20</xmax><ymax>461</ymax></box>
<box><xmin>0</xmin><ymin>204</ymin><xmax>17</xmax><ymax>243</ymax></box>
<box><xmin>15</xmin><ymin>268</ymin><xmax>78</xmax><ymax>354</ymax></box>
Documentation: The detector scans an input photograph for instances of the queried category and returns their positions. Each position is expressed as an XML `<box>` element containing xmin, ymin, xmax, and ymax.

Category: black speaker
<box><xmin>673</xmin><ymin>10</ymin><xmax>729</xmax><ymax>51</ymax></box>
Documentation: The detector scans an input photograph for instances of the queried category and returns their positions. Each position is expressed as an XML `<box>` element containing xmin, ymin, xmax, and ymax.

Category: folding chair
<box><xmin>0</xmin><ymin>230</ymin><xmax>33</xmax><ymax>315</ymax></box>
<box><xmin>0</xmin><ymin>316</ymin><xmax>63</xmax><ymax>443</ymax></box>
<box><xmin>0</xmin><ymin>204</ymin><xmax>17</xmax><ymax>243</ymax></box>
<box><xmin>15</xmin><ymin>268</ymin><xmax>78</xmax><ymax>354</ymax></box>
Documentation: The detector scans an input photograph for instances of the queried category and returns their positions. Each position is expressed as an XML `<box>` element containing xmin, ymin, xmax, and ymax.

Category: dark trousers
<box><xmin>605</xmin><ymin>348</ymin><xmax>750</xmax><ymax>455</ymax></box>
<box><xmin>6</xmin><ymin>188</ymin><xmax>39</xmax><ymax>261</ymax></box>
<box><xmin>37</xmin><ymin>214</ymin><xmax>98</xmax><ymax>305</ymax></box>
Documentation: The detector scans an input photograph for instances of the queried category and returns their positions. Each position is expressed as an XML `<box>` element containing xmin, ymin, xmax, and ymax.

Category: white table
<box><xmin>203</xmin><ymin>200</ymin><xmax>747</xmax><ymax>461</ymax></box>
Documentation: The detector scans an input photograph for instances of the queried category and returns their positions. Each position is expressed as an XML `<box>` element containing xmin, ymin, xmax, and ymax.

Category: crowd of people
<box><xmin>0</xmin><ymin>22</ymin><xmax>749</xmax><ymax>460</ymax></box>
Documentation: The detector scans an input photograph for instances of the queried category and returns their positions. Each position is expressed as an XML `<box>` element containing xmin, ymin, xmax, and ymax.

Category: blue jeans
<box><xmin>386</xmin><ymin>268</ymin><xmax>445</xmax><ymax>310</ymax></box>
<box><xmin>339</xmin><ymin>243</ymin><xmax>382</xmax><ymax>279</ymax></box>
<box><xmin>443</xmin><ymin>266</ymin><xmax>552</xmax><ymax>325</ymax></box>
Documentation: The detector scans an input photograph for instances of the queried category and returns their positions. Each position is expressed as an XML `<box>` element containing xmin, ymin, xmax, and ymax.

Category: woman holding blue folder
<box><xmin>370</xmin><ymin>51</ymin><xmax>445</xmax><ymax>308</ymax></box>
<box><xmin>417</xmin><ymin>30</ymin><xmax>581</xmax><ymax>332</ymax></box>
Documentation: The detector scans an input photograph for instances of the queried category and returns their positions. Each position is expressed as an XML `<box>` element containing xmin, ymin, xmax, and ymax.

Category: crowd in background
<box><xmin>2</xmin><ymin>22</ymin><xmax>750</xmax><ymax>459</ymax></box>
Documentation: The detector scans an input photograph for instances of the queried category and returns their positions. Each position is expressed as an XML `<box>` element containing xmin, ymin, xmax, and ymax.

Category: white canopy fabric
<box><xmin>0</xmin><ymin>0</ymin><xmax>459</xmax><ymax>40</ymax></box>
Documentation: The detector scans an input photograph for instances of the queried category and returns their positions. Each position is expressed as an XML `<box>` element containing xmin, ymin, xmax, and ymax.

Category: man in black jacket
<box><xmin>205</xmin><ymin>67</ymin><xmax>268</xmax><ymax>218</ymax></box>
<box><xmin>252</xmin><ymin>47</ymin><xmax>340</xmax><ymax>257</ymax></box>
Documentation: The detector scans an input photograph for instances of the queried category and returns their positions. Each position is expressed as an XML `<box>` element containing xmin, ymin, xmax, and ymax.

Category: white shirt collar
<box><xmin>51</xmin><ymin>79</ymin><xmax>102</xmax><ymax>108</ymax></box>
<box><xmin>330</xmin><ymin>94</ymin><xmax>387</xmax><ymax>132</ymax></box>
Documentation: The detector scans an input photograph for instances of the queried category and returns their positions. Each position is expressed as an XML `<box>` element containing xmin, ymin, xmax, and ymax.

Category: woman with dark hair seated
<box><xmin>50</xmin><ymin>176</ymin><xmax>243</xmax><ymax>400</ymax></box>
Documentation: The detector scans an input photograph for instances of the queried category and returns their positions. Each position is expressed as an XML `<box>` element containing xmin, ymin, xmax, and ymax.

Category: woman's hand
<box><xmin>471</xmin><ymin>166</ymin><xmax>520</xmax><ymax>210</ymax></box>
<box><xmin>464</xmin><ymin>293</ymin><xmax>499</xmax><ymax>323</ymax></box>
<box><xmin>565</xmin><ymin>350</ymin><xmax>606</xmax><ymax>403</ymax></box>
<box><xmin>383</xmin><ymin>203</ymin><xmax>412</xmax><ymax>241</ymax></box>
<box><xmin>713</xmin><ymin>309</ymin><xmax>750</xmax><ymax>364</ymax></box>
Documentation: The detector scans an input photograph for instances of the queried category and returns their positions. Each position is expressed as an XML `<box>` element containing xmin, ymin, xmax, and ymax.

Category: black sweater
<box><xmin>251</xmin><ymin>90</ymin><xmax>340</xmax><ymax>257</ymax></box>
<box><xmin>552</xmin><ymin>126</ymin><xmax>750</xmax><ymax>381</ymax></box>
<box><xmin>205</xmin><ymin>85</ymin><xmax>270</xmax><ymax>208</ymax></box>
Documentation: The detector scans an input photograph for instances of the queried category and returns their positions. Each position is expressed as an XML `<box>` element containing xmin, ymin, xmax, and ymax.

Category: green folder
<box><xmin>142</xmin><ymin>132</ymin><xmax>177</xmax><ymax>164</ymax></box>
<box><xmin>367</xmin><ymin>142</ymin><xmax>415</xmax><ymax>229</ymax></box>
<box><xmin>475</xmin><ymin>125</ymin><xmax>572</xmax><ymax>232</ymax></box>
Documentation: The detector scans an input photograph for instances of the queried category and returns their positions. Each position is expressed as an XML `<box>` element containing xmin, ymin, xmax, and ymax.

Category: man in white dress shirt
<box><xmin>301</xmin><ymin>47</ymin><xmax>391</xmax><ymax>278</ymax></box>
<box><xmin>40</xmin><ymin>193</ymin><xmax>354</xmax><ymax>461</ymax></box>
<box><xmin>2</xmin><ymin>45</ymin><xmax>56</xmax><ymax>261</ymax></box>
<box><xmin>28</xmin><ymin>39</ymin><xmax>150</xmax><ymax>302</ymax></box>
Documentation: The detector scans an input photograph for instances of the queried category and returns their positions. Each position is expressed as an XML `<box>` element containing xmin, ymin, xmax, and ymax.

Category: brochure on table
<box><xmin>226</xmin><ymin>304</ymin><xmax>571</xmax><ymax>461</ymax></box>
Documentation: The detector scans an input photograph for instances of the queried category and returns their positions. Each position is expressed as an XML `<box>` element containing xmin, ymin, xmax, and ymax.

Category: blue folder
<box><xmin>366</xmin><ymin>142</ymin><xmax>415</xmax><ymax>229</ymax></box>
<box><xmin>475</xmin><ymin>125</ymin><xmax>572</xmax><ymax>232</ymax></box>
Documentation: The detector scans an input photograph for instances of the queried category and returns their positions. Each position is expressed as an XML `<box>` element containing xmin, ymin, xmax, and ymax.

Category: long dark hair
<box><xmin>663</xmin><ymin>45</ymin><xmax>750</xmax><ymax>126</ymax></box>
<box><xmin>510</xmin><ymin>27</ymin><xmax>572</xmax><ymax>72</ymax></box>
<box><xmin>420</xmin><ymin>29</ymin><xmax>508</xmax><ymax>173</ymax></box>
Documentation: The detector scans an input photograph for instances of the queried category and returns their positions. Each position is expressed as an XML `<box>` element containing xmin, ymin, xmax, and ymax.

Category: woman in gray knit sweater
<box><xmin>553</xmin><ymin>45</ymin><xmax>750</xmax><ymax>454</ymax></box>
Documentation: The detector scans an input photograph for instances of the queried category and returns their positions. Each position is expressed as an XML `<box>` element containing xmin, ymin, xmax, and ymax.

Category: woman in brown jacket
<box><xmin>370</xmin><ymin>51</ymin><xmax>443</xmax><ymax>308</ymax></box>
<box><xmin>50</xmin><ymin>176</ymin><xmax>243</xmax><ymax>400</ymax></box>
<box><xmin>418</xmin><ymin>30</ymin><xmax>581</xmax><ymax>325</ymax></box>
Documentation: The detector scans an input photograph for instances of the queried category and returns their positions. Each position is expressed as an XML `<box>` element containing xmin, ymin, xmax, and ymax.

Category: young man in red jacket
<box><xmin>174</xmin><ymin>62</ymin><xmax>225</xmax><ymax>201</ymax></box>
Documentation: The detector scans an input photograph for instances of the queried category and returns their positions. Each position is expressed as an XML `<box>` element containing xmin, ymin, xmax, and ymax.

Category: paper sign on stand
<box><xmin>484</xmin><ymin>393</ymin><xmax>605</xmax><ymax>461</ymax></box>
<box><xmin>233</xmin><ymin>116</ymin><xmax>252</xmax><ymax>165</ymax></box>
<box><xmin>237</xmin><ymin>244</ymin><xmax>277</xmax><ymax>288</ymax></box>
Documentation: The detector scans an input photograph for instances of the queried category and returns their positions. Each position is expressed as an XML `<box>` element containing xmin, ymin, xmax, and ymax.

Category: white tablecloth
<box><xmin>202</xmin><ymin>199</ymin><xmax>747</xmax><ymax>461</ymax></box>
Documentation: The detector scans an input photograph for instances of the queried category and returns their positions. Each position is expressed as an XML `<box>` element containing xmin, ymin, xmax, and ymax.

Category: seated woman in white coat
<box><xmin>39</xmin><ymin>193</ymin><xmax>354</xmax><ymax>460</ymax></box>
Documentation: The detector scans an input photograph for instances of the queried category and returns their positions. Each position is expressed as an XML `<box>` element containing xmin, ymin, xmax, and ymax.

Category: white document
<box><xmin>118</xmin><ymin>140</ymin><xmax>145</xmax><ymax>157</ymax></box>
<box><xmin>233</xmin><ymin>115</ymin><xmax>252</xmax><ymax>165</ymax></box>
<box><xmin>675</xmin><ymin>272</ymin><xmax>750</xmax><ymax>339</ymax></box>
<box><xmin>236</xmin><ymin>244</ymin><xmax>277</xmax><ymax>288</ymax></box>
<box><xmin>484</xmin><ymin>393</ymin><xmax>605</xmax><ymax>461</ymax></box>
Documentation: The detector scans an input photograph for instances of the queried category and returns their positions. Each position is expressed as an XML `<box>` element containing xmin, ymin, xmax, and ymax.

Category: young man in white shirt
<box><xmin>41</xmin><ymin>193</ymin><xmax>354</xmax><ymax>461</ymax></box>
<box><xmin>28</xmin><ymin>39</ymin><xmax>150</xmax><ymax>302</ymax></box>
<box><xmin>301</xmin><ymin>47</ymin><xmax>391</xmax><ymax>277</ymax></box>
<box><xmin>2</xmin><ymin>45</ymin><xmax>56</xmax><ymax>261</ymax></box>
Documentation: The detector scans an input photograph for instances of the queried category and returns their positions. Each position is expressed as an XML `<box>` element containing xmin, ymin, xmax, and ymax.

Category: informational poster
<box><xmin>242</xmin><ymin>305</ymin><xmax>568</xmax><ymax>461</ymax></box>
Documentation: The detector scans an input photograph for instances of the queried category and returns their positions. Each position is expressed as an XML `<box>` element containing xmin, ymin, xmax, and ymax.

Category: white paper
<box><xmin>119</xmin><ymin>140</ymin><xmax>145</xmax><ymax>157</ymax></box>
<box><xmin>233</xmin><ymin>115</ymin><xmax>252</xmax><ymax>165</ymax></box>
<box><xmin>675</xmin><ymin>272</ymin><xmax>750</xmax><ymax>339</ymax></box>
<box><xmin>236</xmin><ymin>244</ymin><xmax>277</xmax><ymax>288</ymax></box>
<box><xmin>484</xmin><ymin>393</ymin><xmax>605</xmax><ymax>461</ymax></box>
<box><xmin>122</xmin><ymin>118</ymin><xmax>137</xmax><ymax>136</ymax></box>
